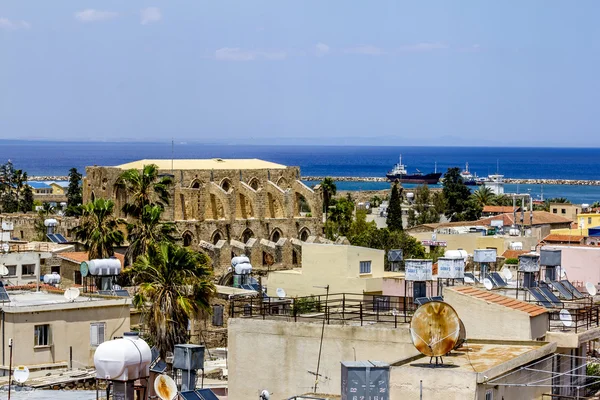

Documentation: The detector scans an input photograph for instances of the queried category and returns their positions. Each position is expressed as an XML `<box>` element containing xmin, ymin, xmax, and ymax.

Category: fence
<box><xmin>546</xmin><ymin>302</ymin><xmax>600</xmax><ymax>334</ymax></box>
<box><xmin>230</xmin><ymin>293</ymin><xmax>417</xmax><ymax>328</ymax></box>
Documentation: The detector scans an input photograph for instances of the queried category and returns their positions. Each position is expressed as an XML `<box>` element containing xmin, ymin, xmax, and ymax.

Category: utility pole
<box><xmin>313</xmin><ymin>284</ymin><xmax>330</xmax><ymax>394</ymax></box>
<box><xmin>8</xmin><ymin>338</ymin><xmax>13</xmax><ymax>400</ymax></box>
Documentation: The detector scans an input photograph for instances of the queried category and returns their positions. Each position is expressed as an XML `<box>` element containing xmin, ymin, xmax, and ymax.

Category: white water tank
<box><xmin>43</xmin><ymin>273</ymin><xmax>61</xmax><ymax>284</ymax></box>
<box><xmin>231</xmin><ymin>255</ymin><xmax>250</xmax><ymax>266</ymax></box>
<box><xmin>444</xmin><ymin>249</ymin><xmax>468</xmax><ymax>261</ymax></box>
<box><xmin>234</xmin><ymin>262</ymin><xmax>253</xmax><ymax>275</ymax></box>
<box><xmin>88</xmin><ymin>258</ymin><xmax>122</xmax><ymax>276</ymax></box>
<box><xmin>509</xmin><ymin>228</ymin><xmax>520</xmax><ymax>236</ymax></box>
<box><xmin>509</xmin><ymin>242</ymin><xmax>523</xmax><ymax>250</ymax></box>
<box><xmin>94</xmin><ymin>332</ymin><xmax>152</xmax><ymax>381</ymax></box>
<box><xmin>44</xmin><ymin>218</ymin><xmax>58</xmax><ymax>227</ymax></box>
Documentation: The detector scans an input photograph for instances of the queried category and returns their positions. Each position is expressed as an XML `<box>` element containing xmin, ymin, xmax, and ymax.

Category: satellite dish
<box><xmin>558</xmin><ymin>266</ymin><xmax>567</xmax><ymax>279</ymax></box>
<box><xmin>154</xmin><ymin>374</ymin><xmax>178</xmax><ymax>400</ymax></box>
<box><xmin>586</xmin><ymin>282</ymin><xmax>597</xmax><ymax>296</ymax></box>
<box><xmin>276</xmin><ymin>288</ymin><xmax>286</xmax><ymax>298</ymax></box>
<box><xmin>1</xmin><ymin>244</ymin><xmax>8</xmax><ymax>253</ymax></box>
<box><xmin>464</xmin><ymin>276</ymin><xmax>474</xmax><ymax>284</ymax></box>
<box><xmin>483</xmin><ymin>278</ymin><xmax>493</xmax><ymax>290</ymax></box>
<box><xmin>409</xmin><ymin>301</ymin><xmax>461</xmax><ymax>357</ymax></box>
<box><xmin>392</xmin><ymin>308</ymin><xmax>399</xmax><ymax>316</ymax></box>
<box><xmin>0</xmin><ymin>264</ymin><xmax>9</xmax><ymax>276</ymax></box>
<box><xmin>13</xmin><ymin>365</ymin><xmax>30</xmax><ymax>384</ymax></box>
<box><xmin>559</xmin><ymin>309</ymin><xmax>573</xmax><ymax>327</ymax></box>
<box><xmin>64</xmin><ymin>287</ymin><xmax>80</xmax><ymax>302</ymax></box>
<box><xmin>502</xmin><ymin>268</ymin><xmax>513</xmax><ymax>280</ymax></box>
<box><xmin>80</xmin><ymin>262</ymin><xmax>89</xmax><ymax>278</ymax></box>
<box><xmin>260</xmin><ymin>390</ymin><xmax>271</xmax><ymax>400</ymax></box>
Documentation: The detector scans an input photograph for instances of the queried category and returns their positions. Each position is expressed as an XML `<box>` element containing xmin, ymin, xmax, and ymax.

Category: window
<box><xmin>561</xmin><ymin>208</ymin><xmax>566</xmax><ymax>214</ymax></box>
<box><xmin>6</xmin><ymin>265</ymin><xmax>16</xmax><ymax>276</ymax></box>
<box><xmin>485</xmin><ymin>389</ymin><xmax>494</xmax><ymax>400</ymax></box>
<box><xmin>51</xmin><ymin>266</ymin><xmax>60</xmax><ymax>274</ymax></box>
<box><xmin>359</xmin><ymin>261</ymin><xmax>372</xmax><ymax>274</ymax></box>
<box><xmin>90</xmin><ymin>323</ymin><xmax>105</xmax><ymax>347</ymax></box>
<box><xmin>589</xmin><ymin>217</ymin><xmax>593</xmax><ymax>225</ymax></box>
<box><xmin>34</xmin><ymin>325</ymin><xmax>51</xmax><ymax>346</ymax></box>
<box><xmin>552</xmin><ymin>209</ymin><xmax>557</xmax><ymax>214</ymax></box>
<box><xmin>74</xmin><ymin>270</ymin><xmax>82</xmax><ymax>285</ymax></box>
<box><xmin>21</xmin><ymin>264</ymin><xmax>35</xmax><ymax>275</ymax></box>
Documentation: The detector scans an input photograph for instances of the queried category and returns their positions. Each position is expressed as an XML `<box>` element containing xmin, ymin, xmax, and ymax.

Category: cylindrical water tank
<box><xmin>444</xmin><ymin>249</ymin><xmax>468</xmax><ymax>260</ymax></box>
<box><xmin>88</xmin><ymin>258</ymin><xmax>122</xmax><ymax>276</ymax></box>
<box><xmin>44</xmin><ymin>218</ymin><xmax>58</xmax><ymax>227</ymax></box>
<box><xmin>43</xmin><ymin>273</ymin><xmax>61</xmax><ymax>284</ymax></box>
<box><xmin>234</xmin><ymin>262</ymin><xmax>253</xmax><ymax>275</ymax></box>
<box><xmin>231</xmin><ymin>256</ymin><xmax>250</xmax><ymax>267</ymax></box>
<box><xmin>509</xmin><ymin>242</ymin><xmax>523</xmax><ymax>250</ymax></box>
<box><xmin>94</xmin><ymin>332</ymin><xmax>152</xmax><ymax>381</ymax></box>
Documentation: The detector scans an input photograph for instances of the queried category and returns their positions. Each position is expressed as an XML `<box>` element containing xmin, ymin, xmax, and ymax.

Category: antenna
<box><xmin>559</xmin><ymin>309</ymin><xmax>573</xmax><ymax>328</ymax></box>
<box><xmin>409</xmin><ymin>301</ymin><xmax>461</xmax><ymax>363</ymax></box>
<box><xmin>483</xmin><ymin>278</ymin><xmax>493</xmax><ymax>291</ymax></box>
<box><xmin>586</xmin><ymin>282</ymin><xmax>597</xmax><ymax>296</ymax></box>
<box><xmin>155</xmin><ymin>374</ymin><xmax>178</xmax><ymax>400</ymax></box>
<box><xmin>64</xmin><ymin>287</ymin><xmax>81</xmax><ymax>302</ymax></box>
<box><xmin>13</xmin><ymin>366</ymin><xmax>29</xmax><ymax>384</ymax></box>
<box><xmin>276</xmin><ymin>288</ymin><xmax>286</xmax><ymax>298</ymax></box>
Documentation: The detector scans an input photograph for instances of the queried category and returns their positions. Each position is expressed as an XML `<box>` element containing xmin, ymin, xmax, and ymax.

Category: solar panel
<box><xmin>464</xmin><ymin>273</ymin><xmax>479</xmax><ymax>283</ymax></box>
<box><xmin>150</xmin><ymin>347</ymin><xmax>168</xmax><ymax>373</ymax></box>
<box><xmin>538</xmin><ymin>286</ymin><xmax>562</xmax><ymax>307</ymax></box>
<box><xmin>46</xmin><ymin>234</ymin><xmax>59</xmax><ymax>243</ymax></box>
<box><xmin>550</xmin><ymin>281</ymin><xmax>574</xmax><ymax>300</ymax></box>
<box><xmin>97</xmin><ymin>290</ymin><xmax>113</xmax><ymax>296</ymax></box>
<box><xmin>180</xmin><ymin>391</ymin><xmax>201</xmax><ymax>400</ymax></box>
<box><xmin>414</xmin><ymin>297</ymin><xmax>431</xmax><ymax>306</ymax></box>
<box><xmin>114</xmin><ymin>290</ymin><xmax>129</xmax><ymax>297</ymax></box>
<box><xmin>0</xmin><ymin>282</ymin><xmax>10</xmax><ymax>302</ymax></box>
<box><xmin>54</xmin><ymin>233</ymin><xmax>68</xmax><ymax>243</ymax></box>
<box><xmin>490</xmin><ymin>272</ymin><xmax>508</xmax><ymax>287</ymax></box>
<box><xmin>485</xmin><ymin>273</ymin><xmax>499</xmax><ymax>287</ymax></box>
<box><xmin>196</xmin><ymin>389</ymin><xmax>220</xmax><ymax>400</ymax></box>
<box><xmin>529</xmin><ymin>287</ymin><xmax>553</xmax><ymax>308</ymax></box>
<box><xmin>430</xmin><ymin>296</ymin><xmax>444</xmax><ymax>302</ymax></box>
<box><xmin>560</xmin><ymin>280</ymin><xmax>585</xmax><ymax>299</ymax></box>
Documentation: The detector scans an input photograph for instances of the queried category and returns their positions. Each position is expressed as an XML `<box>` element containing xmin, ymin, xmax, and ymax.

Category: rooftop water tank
<box><xmin>43</xmin><ymin>273</ymin><xmax>61</xmax><ymax>284</ymax></box>
<box><xmin>234</xmin><ymin>262</ymin><xmax>252</xmax><ymax>275</ymax></box>
<box><xmin>509</xmin><ymin>242</ymin><xmax>523</xmax><ymax>250</ymax></box>
<box><xmin>231</xmin><ymin>255</ymin><xmax>250</xmax><ymax>267</ymax></box>
<box><xmin>88</xmin><ymin>258</ymin><xmax>122</xmax><ymax>276</ymax></box>
<box><xmin>94</xmin><ymin>332</ymin><xmax>152</xmax><ymax>381</ymax></box>
<box><xmin>44</xmin><ymin>219</ymin><xmax>58</xmax><ymax>227</ymax></box>
<box><xmin>444</xmin><ymin>249</ymin><xmax>468</xmax><ymax>261</ymax></box>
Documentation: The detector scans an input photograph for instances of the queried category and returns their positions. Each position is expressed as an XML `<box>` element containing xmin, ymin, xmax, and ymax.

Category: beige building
<box><xmin>0</xmin><ymin>289</ymin><xmax>130</xmax><ymax>375</ymax></box>
<box><xmin>550</xmin><ymin>202</ymin><xmax>581</xmax><ymax>221</ymax></box>
<box><xmin>266</xmin><ymin>243</ymin><xmax>400</xmax><ymax>297</ymax></box>
<box><xmin>54</xmin><ymin>251</ymin><xmax>125</xmax><ymax>288</ymax></box>
<box><xmin>84</xmin><ymin>159</ymin><xmax>324</xmax><ymax>273</ymax></box>
<box><xmin>410</xmin><ymin>232</ymin><xmax>539</xmax><ymax>255</ymax></box>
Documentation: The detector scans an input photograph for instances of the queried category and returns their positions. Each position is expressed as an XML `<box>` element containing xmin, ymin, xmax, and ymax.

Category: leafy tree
<box><xmin>369</xmin><ymin>195</ymin><xmax>382</xmax><ymax>208</ymax></box>
<box><xmin>592</xmin><ymin>201</ymin><xmax>600</xmax><ymax>209</ymax></box>
<box><xmin>13</xmin><ymin>169</ymin><xmax>27</xmax><ymax>211</ymax></box>
<box><xmin>124</xmin><ymin>205</ymin><xmax>177</xmax><ymax>266</ymax></box>
<box><xmin>0</xmin><ymin>160</ymin><xmax>17</xmax><ymax>213</ymax></box>
<box><xmin>471</xmin><ymin>186</ymin><xmax>495</xmax><ymax>207</ymax></box>
<box><xmin>441</xmin><ymin>167</ymin><xmax>475</xmax><ymax>221</ymax></box>
<box><xmin>19</xmin><ymin>185</ymin><xmax>34</xmax><ymax>213</ymax></box>
<box><xmin>386</xmin><ymin>182</ymin><xmax>403</xmax><ymax>231</ymax></box>
<box><xmin>129</xmin><ymin>243</ymin><xmax>214</xmax><ymax>359</ymax></box>
<box><xmin>66</xmin><ymin>168</ymin><xmax>83</xmax><ymax>215</ymax></box>
<box><xmin>407</xmin><ymin>184</ymin><xmax>441</xmax><ymax>227</ymax></box>
<box><xmin>349</xmin><ymin>226</ymin><xmax>426</xmax><ymax>265</ymax></box>
<box><xmin>73</xmin><ymin>198</ymin><xmax>124</xmax><ymax>259</ymax></box>
<box><xmin>320</xmin><ymin>177</ymin><xmax>337</xmax><ymax>220</ymax></box>
<box><xmin>492</xmin><ymin>194</ymin><xmax>514</xmax><ymax>207</ymax></box>
<box><xmin>348</xmin><ymin>209</ymin><xmax>377</xmax><ymax>238</ymax></box>
<box><xmin>325</xmin><ymin>197</ymin><xmax>354</xmax><ymax>239</ymax></box>
<box><xmin>114</xmin><ymin>164</ymin><xmax>173</xmax><ymax>218</ymax></box>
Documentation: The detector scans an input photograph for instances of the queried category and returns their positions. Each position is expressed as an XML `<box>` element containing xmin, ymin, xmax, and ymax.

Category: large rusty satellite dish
<box><xmin>410</xmin><ymin>301</ymin><xmax>461</xmax><ymax>357</ymax></box>
<box><xmin>155</xmin><ymin>374</ymin><xmax>178</xmax><ymax>400</ymax></box>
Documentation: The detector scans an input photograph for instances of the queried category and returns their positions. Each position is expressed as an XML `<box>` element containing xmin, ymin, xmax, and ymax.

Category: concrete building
<box><xmin>83</xmin><ymin>159</ymin><xmax>324</xmax><ymax>273</ymax></box>
<box><xmin>54</xmin><ymin>252</ymin><xmax>125</xmax><ymax>288</ymax></box>
<box><xmin>540</xmin><ymin>244</ymin><xmax>600</xmax><ymax>285</ymax></box>
<box><xmin>410</xmin><ymin>232</ymin><xmax>538</xmax><ymax>255</ymax></box>
<box><xmin>550</xmin><ymin>202</ymin><xmax>582</xmax><ymax>221</ymax></box>
<box><xmin>552</xmin><ymin>212</ymin><xmax>600</xmax><ymax>237</ymax></box>
<box><xmin>0</xmin><ymin>289</ymin><xmax>130</xmax><ymax>375</ymax></box>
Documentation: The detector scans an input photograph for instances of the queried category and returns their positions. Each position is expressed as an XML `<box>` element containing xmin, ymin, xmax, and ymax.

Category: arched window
<box><xmin>212</xmin><ymin>230</ymin><xmax>223</xmax><ymax>245</ymax></box>
<box><xmin>220</xmin><ymin>178</ymin><xmax>232</xmax><ymax>192</ymax></box>
<box><xmin>182</xmin><ymin>231</ymin><xmax>193</xmax><ymax>247</ymax></box>
<box><xmin>241</xmin><ymin>228</ymin><xmax>254</xmax><ymax>244</ymax></box>
<box><xmin>248</xmin><ymin>178</ymin><xmax>260</xmax><ymax>191</ymax></box>
<box><xmin>299</xmin><ymin>228</ymin><xmax>310</xmax><ymax>242</ymax></box>
<box><xmin>271</xmin><ymin>228</ymin><xmax>282</xmax><ymax>243</ymax></box>
<box><xmin>190</xmin><ymin>180</ymin><xmax>201</xmax><ymax>189</ymax></box>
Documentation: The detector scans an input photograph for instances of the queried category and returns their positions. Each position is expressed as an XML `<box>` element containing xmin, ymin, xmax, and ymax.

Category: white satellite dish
<box><xmin>260</xmin><ymin>390</ymin><xmax>271</xmax><ymax>400</ymax></box>
<box><xmin>559</xmin><ymin>309</ymin><xmax>573</xmax><ymax>328</ymax></box>
<box><xmin>586</xmin><ymin>282</ymin><xmax>597</xmax><ymax>296</ymax></box>
<box><xmin>154</xmin><ymin>374</ymin><xmax>178</xmax><ymax>400</ymax></box>
<box><xmin>13</xmin><ymin>365</ymin><xmax>30</xmax><ymax>384</ymax></box>
<box><xmin>1</xmin><ymin>243</ymin><xmax>8</xmax><ymax>253</ymax></box>
<box><xmin>64</xmin><ymin>287</ymin><xmax>81</xmax><ymax>302</ymax></box>
<box><xmin>464</xmin><ymin>276</ymin><xmax>474</xmax><ymax>284</ymax></box>
<box><xmin>558</xmin><ymin>266</ymin><xmax>567</xmax><ymax>279</ymax></box>
<box><xmin>276</xmin><ymin>288</ymin><xmax>286</xmax><ymax>298</ymax></box>
<box><xmin>502</xmin><ymin>268</ymin><xmax>513</xmax><ymax>280</ymax></box>
<box><xmin>392</xmin><ymin>308</ymin><xmax>399</xmax><ymax>316</ymax></box>
<box><xmin>0</xmin><ymin>264</ymin><xmax>9</xmax><ymax>276</ymax></box>
<box><xmin>483</xmin><ymin>278</ymin><xmax>493</xmax><ymax>290</ymax></box>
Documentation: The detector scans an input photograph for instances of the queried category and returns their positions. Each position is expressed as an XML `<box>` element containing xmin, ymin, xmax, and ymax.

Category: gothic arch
<box><xmin>241</xmin><ymin>228</ymin><xmax>254</xmax><ymax>244</ymax></box>
<box><xmin>220</xmin><ymin>178</ymin><xmax>233</xmax><ymax>193</ymax></box>
<box><xmin>182</xmin><ymin>230</ymin><xmax>194</xmax><ymax>247</ymax></box>
<box><xmin>299</xmin><ymin>227</ymin><xmax>311</xmax><ymax>242</ymax></box>
<box><xmin>236</xmin><ymin>193</ymin><xmax>254</xmax><ymax>219</ymax></box>
<box><xmin>211</xmin><ymin>229</ymin><xmax>225</xmax><ymax>245</ymax></box>
<box><xmin>205</xmin><ymin>182</ymin><xmax>231</xmax><ymax>220</ymax></box>
<box><xmin>270</xmin><ymin>228</ymin><xmax>283</xmax><ymax>243</ymax></box>
<box><xmin>276</xmin><ymin>176</ymin><xmax>289</xmax><ymax>190</ymax></box>
<box><xmin>248</xmin><ymin>177</ymin><xmax>260</xmax><ymax>191</ymax></box>
<box><xmin>189</xmin><ymin>179</ymin><xmax>202</xmax><ymax>189</ymax></box>
<box><xmin>294</xmin><ymin>192</ymin><xmax>312</xmax><ymax>217</ymax></box>
<box><xmin>266</xmin><ymin>192</ymin><xmax>285</xmax><ymax>218</ymax></box>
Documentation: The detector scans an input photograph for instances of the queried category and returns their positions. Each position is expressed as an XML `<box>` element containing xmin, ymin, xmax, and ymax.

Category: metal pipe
<box><xmin>313</xmin><ymin>284</ymin><xmax>329</xmax><ymax>394</ymax></box>
<box><xmin>8</xmin><ymin>338</ymin><xmax>13</xmax><ymax>400</ymax></box>
<box><xmin>2</xmin><ymin>310</ymin><xmax>4</xmax><ymax>367</ymax></box>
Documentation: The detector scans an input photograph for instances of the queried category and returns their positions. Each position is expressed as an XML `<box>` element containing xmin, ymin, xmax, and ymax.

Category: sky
<box><xmin>1</xmin><ymin>1</ymin><xmax>600</xmax><ymax>146</ymax></box>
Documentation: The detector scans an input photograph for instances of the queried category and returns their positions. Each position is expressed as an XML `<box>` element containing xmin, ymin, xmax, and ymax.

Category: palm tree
<box><xmin>125</xmin><ymin>204</ymin><xmax>177</xmax><ymax>266</ymax></box>
<box><xmin>320</xmin><ymin>177</ymin><xmax>337</xmax><ymax>220</ymax></box>
<box><xmin>128</xmin><ymin>243</ymin><xmax>214</xmax><ymax>359</ymax></box>
<box><xmin>470</xmin><ymin>186</ymin><xmax>494</xmax><ymax>207</ymax></box>
<box><xmin>13</xmin><ymin>169</ymin><xmax>27</xmax><ymax>210</ymax></box>
<box><xmin>114</xmin><ymin>164</ymin><xmax>173</xmax><ymax>218</ymax></box>
<box><xmin>73</xmin><ymin>198</ymin><xmax>124</xmax><ymax>259</ymax></box>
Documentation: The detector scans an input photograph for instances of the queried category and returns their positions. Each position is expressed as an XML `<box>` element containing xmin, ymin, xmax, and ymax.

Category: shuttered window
<box><xmin>359</xmin><ymin>261</ymin><xmax>372</xmax><ymax>274</ymax></box>
<box><xmin>90</xmin><ymin>322</ymin><xmax>106</xmax><ymax>347</ymax></box>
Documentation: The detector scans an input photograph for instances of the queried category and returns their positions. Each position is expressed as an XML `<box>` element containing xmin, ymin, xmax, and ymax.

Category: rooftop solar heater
<box><xmin>538</xmin><ymin>286</ymin><xmax>563</xmax><ymax>307</ymax></box>
<box><xmin>414</xmin><ymin>297</ymin><xmax>431</xmax><ymax>306</ymax></box>
<box><xmin>430</xmin><ymin>296</ymin><xmax>444</xmax><ymax>302</ymax></box>
<box><xmin>196</xmin><ymin>389</ymin><xmax>220</xmax><ymax>400</ymax></box>
<box><xmin>180</xmin><ymin>391</ymin><xmax>202</xmax><ymax>400</ymax></box>
<box><xmin>97</xmin><ymin>290</ymin><xmax>114</xmax><ymax>296</ymax></box>
<box><xmin>529</xmin><ymin>287</ymin><xmax>553</xmax><ymax>308</ymax></box>
<box><xmin>464</xmin><ymin>272</ymin><xmax>479</xmax><ymax>283</ymax></box>
<box><xmin>53</xmin><ymin>233</ymin><xmax>68</xmax><ymax>243</ymax></box>
<box><xmin>550</xmin><ymin>281</ymin><xmax>574</xmax><ymax>300</ymax></box>
<box><xmin>0</xmin><ymin>282</ymin><xmax>10</xmax><ymax>303</ymax></box>
<box><xmin>490</xmin><ymin>272</ymin><xmax>508</xmax><ymax>287</ymax></box>
<box><xmin>485</xmin><ymin>273</ymin><xmax>499</xmax><ymax>287</ymax></box>
<box><xmin>114</xmin><ymin>290</ymin><xmax>129</xmax><ymax>297</ymax></box>
<box><xmin>150</xmin><ymin>347</ymin><xmax>168</xmax><ymax>373</ymax></box>
<box><xmin>46</xmin><ymin>234</ymin><xmax>59</xmax><ymax>243</ymax></box>
<box><xmin>560</xmin><ymin>280</ymin><xmax>585</xmax><ymax>299</ymax></box>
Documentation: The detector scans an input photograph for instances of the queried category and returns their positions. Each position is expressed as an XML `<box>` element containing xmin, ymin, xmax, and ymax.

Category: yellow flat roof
<box><xmin>115</xmin><ymin>158</ymin><xmax>287</xmax><ymax>170</ymax></box>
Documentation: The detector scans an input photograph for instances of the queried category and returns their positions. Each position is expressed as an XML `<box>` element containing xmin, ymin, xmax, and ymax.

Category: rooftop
<box><xmin>411</xmin><ymin>211</ymin><xmax>573</xmax><ymax>231</ymax></box>
<box><xmin>27</xmin><ymin>182</ymin><xmax>51</xmax><ymax>189</ymax></box>
<box><xmin>449</xmin><ymin>286</ymin><xmax>547</xmax><ymax>317</ymax></box>
<box><xmin>57</xmin><ymin>251</ymin><xmax>125</xmax><ymax>265</ymax></box>
<box><xmin>1</xmin><ymin>290</ymin><xmax>130</xmax><ymax>313</ymax></box>
<box><xmin>113</xmin><ymin>158</ymin><xmax>287</xmax><ymax>170</ymax></box>
<box><xmin>542</xmin><ymin>234</ymin><xmax>585</xmax><ymax>244</ymax></box>
<box><xmin>501</xmin><ymin>249</ymin><xmax>529</xmax><ymax>259</ymax></box>
<box><xmin>482</xmin><ymin>205</ymin><xmax>520</xmax><ymax>213</ymax></box>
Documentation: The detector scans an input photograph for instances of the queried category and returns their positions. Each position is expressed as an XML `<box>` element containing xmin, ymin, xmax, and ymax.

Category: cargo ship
<box><xmin>460</xmin><ymin>162</ymin><xmax>482</xmax><ymax>186</ymax></box>
<box><xmin>386</xmin><ymin>155</ymin><xmax>442</xmax><ymax>184</ymax></box>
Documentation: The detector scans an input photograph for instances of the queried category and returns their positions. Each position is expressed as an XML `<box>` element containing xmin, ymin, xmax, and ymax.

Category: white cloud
<box><xmin>74</xmin><ymin>9</ymin><xmax>119</xmax><ymax>22</ymax></box>
<box><xmin>400</xmin><ymin>42</ymin><xmax>448</xmax><ymax>52</ymax></box>
<box><xmin>141</xmin><ymin>7</ymin><xmax>162</xmax><ymax>25</ymax></box>
<box><xmin>0</xmin><ymin>18</ymin><xmax>31</xmax><ymax>30</ymax></box>
<box><xmin>344</xmin><ymin>45</ymin><xmax>385</xmax><ymax>56</ymax></box>
<box><xmin>215</xmin><ymin>47</ymin><xmax>287</xmax><ymax>61</ymax></box>
<box><xmin>315</xmin><ymin>42</ymin><xmax>330</xmax><ymax>57</ymax></box>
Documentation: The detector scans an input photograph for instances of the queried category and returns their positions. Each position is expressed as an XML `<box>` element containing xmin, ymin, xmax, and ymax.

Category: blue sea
<box><xmin>1</xmin><ymin>141</ymin><xmax>600</xmax><ymax>204</ymax></box>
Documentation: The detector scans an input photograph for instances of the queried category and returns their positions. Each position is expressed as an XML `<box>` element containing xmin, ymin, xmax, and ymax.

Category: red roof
<box><xmin>542</xmin><ymin>234</ymin><xmax>585</xmax><ymax>244</ymax></box>
<box><xmin>452</xmin><ymin>286</ymin><xmax>547</xmax><ymax>317</ymax></box>
<box><xmin>57</xmin><ymin>251</ymin><xmax>125</xmax><ymax>264</ymax></box>
<box><xmin>501</xmin><ymin>249</ymin><xmax>528</xmax><ymax>259</ymax></box>
<box><xmin>483</xmin><ymin>206</ymin><xmax>519</xmax><ymax>214</ymax></box>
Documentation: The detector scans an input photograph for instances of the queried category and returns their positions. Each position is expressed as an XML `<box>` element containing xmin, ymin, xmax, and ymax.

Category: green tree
<box><xmin>492</xmin><ymin>194</ymin><xmax>513</xmax><ymax>207</ymax></box>
<box><xmin>0</xmin><ymin>160</ymin><xmax>17</xmax><ymax>213</ymax></box>
<box><xmin>592</xmin><ymin>201</ymin><xmax>600</xmax><ymax>209</ymax></box>
<box><xmin>369</xmin><ymin>195</ymin><xmax>382</xmax><ymax>208</ymax></box>
<box><xmin>73</xmin><ymin>198</ymin><xmax>124</xmax><ymax>259</ymax></box>
<box><xmin>13</xmin><ymin>169</ymin><xmax>27</xmax><ymax>211</ymax></box>
<box><xmin>386</xmin><ymin>183</ymin><xmax>403</xmax><ymax>231</ymax></box>
<box><xmin>471</xmin><ymin>186</ymin><xmax>495</xmax><ymax>207</ymax></box>
<box><xmin>325</xmin><ymin>197</ymin><xmax>355</xmax><ymax>239</ymax></box>
<box><xmin>320</xmin><ymin>177</ymin><xmax>337</xmax><ymax>220</ymax></box>
<box><xmin>349</xmin><ymin>226</ymin><xmax>426</xmax><ymax>266</ymax></box>
<box><xmin>66</xmin><ymin>168</ymin><xmax>83</xmax><ymax>215</ymax></box>
<box><xmin>114</xmin><ymin>164</ymin><xmax>173</xmax><ymax>218</ymax></box>
<box><xmin>124</xmin><ymin>205</ymin><xmax>177</xmax><ymax>266</ymax></box>
<box><xmin>441</xmin><ymin>167</ymin><xmax>473</xmax><ymax>221</ymax></box>
<box><xmin>19</xmin><ymin>185</ymin><xmax>34</xmax><ymax>213</ymax></box>
<box><xmin>407</xmin><ymin>184</ymin><xmax>440</xmax><ymax>227</ymax></box>
<box><xmin>129</xmin><ymin>243</ymin><xmax>215</xmax><ymax>359</ymax></box>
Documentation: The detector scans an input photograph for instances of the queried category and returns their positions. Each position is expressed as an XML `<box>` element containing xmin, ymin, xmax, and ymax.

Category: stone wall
<box><xmin>0</xmin><ymin>213</ymin><xmax>79</xmax><ymax>242</ymax></box>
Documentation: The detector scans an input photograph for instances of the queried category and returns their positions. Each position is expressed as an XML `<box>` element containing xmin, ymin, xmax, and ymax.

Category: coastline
<box><xmin>302</xmin><ymin>176</ymin><xmax>600</xmax><ymax>186</ymax></box>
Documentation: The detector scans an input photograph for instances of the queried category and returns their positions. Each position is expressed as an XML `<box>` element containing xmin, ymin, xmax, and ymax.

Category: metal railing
<box><xmin>230</xmin><ymin>293</ymin><xmax>417</xmax><ymax>327</ymax></box>
<box><xmin>548</xmin><ymin>303</ymin><xmax>600</xmax><ymax>333</ymax></box>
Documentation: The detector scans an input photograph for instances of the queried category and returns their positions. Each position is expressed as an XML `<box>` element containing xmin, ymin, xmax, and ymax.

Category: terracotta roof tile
<box><xmin>542</xmin><ymin>234</ymin><xmax>585</xmax><ymax>244</ymax></box>
<box><xmin>501</xmin><ymin>250</ymin><xmax>528</xmax><ymax>259</ymax></box>
<box><xmin>57</xmin><ymin>251</ymin><xmax>124</xmax><ymax>265</ymax></box>
<box><xmin>451</xmin><ymin>286</ymin><xmax>547</xmax><ymax>317</ymax></box>
<box><xmin>483</xmin><ymin>206</ymin><xmax>520</xmax><ymax>213</ymax></box>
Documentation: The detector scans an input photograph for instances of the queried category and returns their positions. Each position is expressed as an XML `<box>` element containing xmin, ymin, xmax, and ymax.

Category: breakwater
<box><xmin>29</xmin><ymin>176</ymin><xmax>69</xmax><ymax>181</ymax></box>
<box><xmin>302</xmin><ymin>176</ymin><xmax>600</xmax><ymax>186</ymax></box>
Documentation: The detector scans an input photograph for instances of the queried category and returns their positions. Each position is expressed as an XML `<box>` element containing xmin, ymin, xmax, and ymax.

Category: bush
<box><xmin>292</xmin><ymin>296</ymin><xmax>322</xmax><ymax>315</ymax></box>
<box><xmin>505</xmin><ymin>258</ymin><xmax>518</xmax><ymax>265</ymax></box>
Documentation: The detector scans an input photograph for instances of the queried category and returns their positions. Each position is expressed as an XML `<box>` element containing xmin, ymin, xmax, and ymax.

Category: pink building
<box><xmin>542</xmin><ymin>245</ymin><xmax>600</xmax><ymax>286</ymax></box>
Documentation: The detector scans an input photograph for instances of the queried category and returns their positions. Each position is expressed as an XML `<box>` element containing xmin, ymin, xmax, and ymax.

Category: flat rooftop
<box><xmin>1</xmin><ymin>290</ymin><xmax>130</xmax><ymax>313</ymax></box>
<box><xmin>114</xmin><ymin>158</ymin><xmax>287</xmax><ymax>170</ymax></box>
